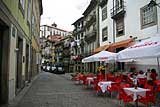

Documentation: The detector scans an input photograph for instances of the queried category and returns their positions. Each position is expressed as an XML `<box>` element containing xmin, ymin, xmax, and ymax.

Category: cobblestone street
<box><xmin>8</xmin><ymin>72</ymin><xmax>122</xmax><ymax>107</ymax></box>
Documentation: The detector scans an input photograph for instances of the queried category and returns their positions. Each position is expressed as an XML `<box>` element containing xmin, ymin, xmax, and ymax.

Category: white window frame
<box><xmin>102</xmin><ymin>6</ymin><xmax>107</xmax><ymax>21</ymax></box>
<box><xmin>27</xmin><ymin>0</ymin><xmax>31</xmax><ymax>23</ymax></box>
<box><xmin>102</xmin><ymin>27</ymin><xmax>108</xmax><ymax>41</ymax></box>
<box><xmin>20</xmin><ymin>0</ymin><xmax>25</xmax><ymax>10</ymax></box>
<box><xmin>140</xmin><ymin>5</ymin><xmax>157</xmax><ymax>29</ymax></box>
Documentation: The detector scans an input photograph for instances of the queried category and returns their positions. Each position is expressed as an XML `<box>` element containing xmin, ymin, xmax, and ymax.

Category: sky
<box><xmin>41</xmin><ymin>0</ymin><xmax>91</xmax><ymax>31</ymax></box>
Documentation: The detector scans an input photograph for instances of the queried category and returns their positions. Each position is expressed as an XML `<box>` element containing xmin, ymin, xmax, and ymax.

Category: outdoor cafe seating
<box><xmin>71</xmin><ymin>70</ymin><xmax>160</xmax><ymax>107</ymax></box>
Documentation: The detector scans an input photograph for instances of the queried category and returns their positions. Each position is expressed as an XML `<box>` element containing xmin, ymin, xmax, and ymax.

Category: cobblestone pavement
<box><xmin>8</xmin><ymin>72</ymin><xmax>148</xmax><ymax>107</ymax></box>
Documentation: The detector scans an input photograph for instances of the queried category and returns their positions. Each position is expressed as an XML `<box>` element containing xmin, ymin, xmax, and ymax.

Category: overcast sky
<box><xmin>41</xmin><ymin>0</ymin><xmax>91</xmax><ymax>31</ymax></box>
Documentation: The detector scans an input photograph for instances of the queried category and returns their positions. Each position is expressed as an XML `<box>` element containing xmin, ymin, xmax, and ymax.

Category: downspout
<box><xmin>29</xmin><ymin>0</ymin><xmax>33</xmax><ymax>83</ymax></box>
<box><xmin>95</xmin><ymin>0</ymin><xmax>100</xmax><ymax>74</ymax></box>
<box><xmin>112</xmin><ymin>0</ymin><xmax>116</xmax><ymax>72</ymax></box>
<box><xmin>113</xmin><ymin>0</ymin><xmax>115</xmax><ymax>44</ymax></box>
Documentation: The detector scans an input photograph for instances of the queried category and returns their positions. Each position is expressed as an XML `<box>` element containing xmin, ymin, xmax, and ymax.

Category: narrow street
<box><xmin>10</xmin><ymin>72</ymin><xmax>120</xmax><ymax>107</ymax></box>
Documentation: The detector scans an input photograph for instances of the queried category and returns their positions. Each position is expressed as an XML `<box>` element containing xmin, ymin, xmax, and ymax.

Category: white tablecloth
<box><xmin>98</xmin><ymin>81</ymin><xmax>114</xmax><ymax>93</ymax></box>
<box><xmin>124</xmin><ymin>87</ymin><xmax>150</xmax><ymax>101</ymax></box>
<box><xmin>86</xmin><ymin>77</ymin><xmax>94</xmax><ymax>85</ymax></box>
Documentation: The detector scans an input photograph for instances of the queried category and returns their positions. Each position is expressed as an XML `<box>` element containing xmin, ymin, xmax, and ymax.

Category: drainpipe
<box><xmin>95</xmin><ymin>0</ymin><xmax>100</xmax><ymax>74</ymax></box>
<box><xmin>113</xmin><ymin>0</ymin><xmax>115</xmax><ymax>44</ymax></box>
<box><xmin>112</xmin><ymin>0</ymin><xmax>116</xmax><ymax>72</ymax></box>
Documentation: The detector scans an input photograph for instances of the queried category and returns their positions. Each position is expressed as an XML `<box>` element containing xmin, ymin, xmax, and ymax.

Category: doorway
<box><xmin>16</xmin><ymin>37</ymin><xmax>23</xmax><ymax>94</ymax></box>
<box><xmin>0</xmin><ymin>26</ymin><xmax>3</xmax><ymax>104</ymax></box>
<box><xmin>0</xmin><ymin>20</ymin><xmax>9</xmax><ymax>104</ymax></box>
<box><xmin>25</xmin><ymin>44</ymin><xmax>29</xmax><ymax>82</ymax></box>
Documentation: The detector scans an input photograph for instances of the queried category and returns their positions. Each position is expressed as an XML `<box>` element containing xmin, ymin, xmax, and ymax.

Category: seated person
<box><xmin>150</xmin><ymin>69</ymin><xmax>158</xmax><ymax>82</ymax></box>
<box><xmin>137</xmin><ymin>70</ymin><xmax>146</xmax><ymax>78</ymax></box>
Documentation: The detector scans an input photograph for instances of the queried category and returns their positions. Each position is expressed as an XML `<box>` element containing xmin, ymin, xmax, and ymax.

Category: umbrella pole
<box><xmin>120</xmin><ymin>62</ymin><xmax>123</xmax><ymax>72</ymax></box>
<box><xmin>157</xmin><ymin>57</ymin><xmax>160</xmax><ymax>79</ymax></box>
<box><xmin>104</xmin><ymin>63</ymin><xmax>107</xmax><ymax>80</ymax></box>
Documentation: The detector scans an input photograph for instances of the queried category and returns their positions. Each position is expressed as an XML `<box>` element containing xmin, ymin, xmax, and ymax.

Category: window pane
<box><xmin>102</xmin><ymin>27</ymin><xmax>108</xmax><ymax>41</ymax></box>
<box><xmin>102</xmin><ymin>7</ymin><xmax>107</xmax><ymax>21</ymax></box>
<box><xmin>141</xmin><ymin>5</ymin><xmax>157</xmax><ymax>28</ymax></box>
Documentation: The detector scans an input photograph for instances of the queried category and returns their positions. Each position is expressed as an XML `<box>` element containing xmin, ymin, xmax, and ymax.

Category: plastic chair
<box><xmin>118</xmin><ymin>88</ymin><xmax>133</xmax><ymax>106</ymax></box>
<box><xmin>138</xmin><ymin>89</ymin><xmax>156</xmax><ymax>106</ymax></box>
<box><xmin>137</xmin><ymin>84</ymin><xmax>156</xmax><ymax>106</ymax></box>
<box><xmin>138</xmin><ymin>78</ymin><xmax>147</xmax><ymax>88</ymax></box>
<box><xmin>97</xmin><ymin>73</ymin><xmax>105</xmax><ymax>81</ymax></box>
<box><xmin>107</xmin><ymin>74</ymin><xmax>115</xmax><ymax>81</ymax></box>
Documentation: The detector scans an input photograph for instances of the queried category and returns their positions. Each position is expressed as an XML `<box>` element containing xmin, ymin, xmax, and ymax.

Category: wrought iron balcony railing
<box><xmin>110</xmin><ymin>2</ymin><xmax>126</xmax><ymax>19</ymax></box>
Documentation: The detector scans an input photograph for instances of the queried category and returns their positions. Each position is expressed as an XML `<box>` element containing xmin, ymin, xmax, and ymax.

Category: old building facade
<box><xmin>0</xmin><ymin>0</ymin><xmax>42</xmax><ymax>104</ymax></box>
<box><xmin>72</xmin><ymin>0</ymin><xmax>160</xmax><ymax>73</ymax></box>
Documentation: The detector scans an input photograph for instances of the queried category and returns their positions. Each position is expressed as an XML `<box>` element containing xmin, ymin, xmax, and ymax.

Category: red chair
<box><xmin>126</xmin><ymin>76</ymin><xmax>133</xmax><ymax>87</ymax></box>
<box><xmin>138</xmin><ymin>89</ymin><xmax>156</xmax><ymax>106</ymax></box>
<box><xmin>118</xmin><ymin>88</ymin><xmax>133</xmax><ymax>106</ymax></box>
<box><xmin>138</xmin><ymin>78</ymin><xmax>147</xmax><ymax>88</ymax></box>
<box><xmin>156</xmin><ymin>85</ymin><xmax>160</xmax><ymax>92</ymax></box>
<box><xmin>83</xmin><ymin>74</ymin><xmax>93</xmax><ymax>86</ymax></box>
<box><xmin>107</xmin><ymin>74</ymin><xmax>115</xmax><ymax>81</ymax></box>
<box><xmin>94</xmin><ymin>80</ymin><xmax>106</xmax><ymax>95</ymax></box>
<box><xmin>154</xmin><ymin>80</ymin><xmax>160</xmax><ymax>92</ymax></box>
<box><xmin>138</xmin><ymin>84</ymin><xmax>156</xmax><ymax>106</ymax></box>
<box><xmin>97</xmin><ymin>73</ymin><xmax>105</xmax><ymax>81</ymax></box>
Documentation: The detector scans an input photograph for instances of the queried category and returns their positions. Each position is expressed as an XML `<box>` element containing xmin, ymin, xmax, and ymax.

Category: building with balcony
<box><xmin>72</xmin><ymin>17</ymin><xmax>85</xmax><ymax>72</ymax></box>
<box><xmin>98</xmin><ymin>0</ymin><xmax>160</xmax><ymax>72</ymax></box>
<box><xmin>82</xmin><ymin>0</ymin><xmax>99</xmax><ymax>73</ymax></box>
<box><xmin>62</xmin><ymin>35</ymin><xmax>73</xmax><ymax>73</ymax></box>
<box><xmin>72</xmin><ymin>0</ymin><xmax>160</xmax><ymax>74</ymax></box>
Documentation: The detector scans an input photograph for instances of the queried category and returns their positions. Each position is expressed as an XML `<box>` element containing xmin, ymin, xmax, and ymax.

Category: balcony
<box><xmin>84</xmin><ymin>15</ymin><xmax>96</xmax><ymax>28</ymax></box>
<box><xmin>84</xmin><ymin>30</ymin><xmax>97</xmax><ymax>43</ymax></box>
<box><xmin>63</xmin><ymin>50</ymin><xmax>70</xmax><ymax>57</ymax></box>
<box><xmin>110</xmin><ymin>2</ymin><xmax>126</xmax><ymax>19</ymax></box>
<box><xmin>80</xmin><ymin>39</ymin><xmax>85</xmax><ymax>47</ymax></box>
<box><xmin>63</xmin><ymin>41</ymin><xmax>70</xmax><ymax>48</ymax></box>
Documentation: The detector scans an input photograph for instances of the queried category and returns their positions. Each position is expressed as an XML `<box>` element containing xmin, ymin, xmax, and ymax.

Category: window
<box><xmin>32</xmin><ymin>15</ymin><xmax>35</xmax><ymax>36</ymax></box>
<box><xmin>102</xmin><ymin>7</ymin><xmax>107</xmax><ymax>21</ymax></box>
<box><xmin>20</xmin><ymin>0</ymin><xmax>25</xmax><ymax>10</ymax></box>
<box><xmin>19</xmin><ymin>0</ymin><xmax>25</xmax><ymax>16</ymax></box>
<box><xmin>102</xmin><ymin>27</ymin><xmax>108</xmax><ymax>41</ymax></box>
<box><xmin>27</xmin><ymin>0</ymin><xmax>31</xmax><ymax>23</ymax></box>
<box><xmin>116</xmin><ymin>17</ymin><xmax>125</xmax><ymax>37</ymax></box>
<box><xmin>140</xmin><ymin>5</ymin><xmax>157</xmax><ymax>29</ymax></box>
<box><xmin>81</xmin><ymin>33</ymin><xmax>84</xmax><ymax>38</ymax></box>
<box><xmin>115</xmin><ymin>0</ymin><xmax>123</xmax><ymax>7</ymax></box>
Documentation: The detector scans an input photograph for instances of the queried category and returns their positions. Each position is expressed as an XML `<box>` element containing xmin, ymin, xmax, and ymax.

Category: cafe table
<box><xmin>123</xmin><ymin>87</ymin><xmax>150</xmax><ymax>107</ymax></box>
<box><xmin>98</xmin><ymin>81</ymin><xmax>114</xmax><ymax>93</ymax></box>
<box><xmin>86</xmin><ymin>77</ymin><xmax>94</xmax><ymax>85</ymax></box>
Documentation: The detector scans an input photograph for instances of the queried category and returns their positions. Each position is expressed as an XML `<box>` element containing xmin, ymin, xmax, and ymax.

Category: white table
<box><xmin>86</xmin><ymin>77</ymin><xmax>94</xmax><ymax>85</ymax></box>
<box><xmin>98</xmin><ymin>81</ymin><xmax>114</xmax><ymax>93</ymax></box>
<box><xmin>124</xmin><ymin>87</ymin><xmax>150</xmax><ymax>107</ymax></box>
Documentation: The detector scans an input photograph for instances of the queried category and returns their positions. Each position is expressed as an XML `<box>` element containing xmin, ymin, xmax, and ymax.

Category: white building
<box><xmin>99</xmin><ymin>0</ymin><xmax>160</xmax><ymax>72</ymax></box>
<box><xmin>40</xmin><ymin>23</ymin><xmax>72</xmax><ymax>38</ymax></box>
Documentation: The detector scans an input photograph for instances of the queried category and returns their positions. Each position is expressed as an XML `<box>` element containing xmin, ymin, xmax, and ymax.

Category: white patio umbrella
<box><xmin>117</xmin><ymin>35</ymin><xmax>160</xmax><ymax>60</ymax></box>
<box><xmin>82</xmin><ymin>51</ymin><xmax>117</xmax><ymax>63</ymax></box>
<box><xmin>82</xmin><ymin>51</ymin><xmax>117</xmax><ymax>79</ymax></box>
<box><xmin>117</xmin><ymin>34</ymin><xmax>160</xmax><ymax>73</ymax></box>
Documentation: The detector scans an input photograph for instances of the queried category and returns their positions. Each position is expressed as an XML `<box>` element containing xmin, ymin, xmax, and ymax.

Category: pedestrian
<box><xmin>150</xmin><ymin>69</ymin><xmax>158</xmax><ymax>85</ymax></box>
<box><xmin>145</xmin><ymin>69</ymin><xmax>152</xmax><ymax>82</ymax></box>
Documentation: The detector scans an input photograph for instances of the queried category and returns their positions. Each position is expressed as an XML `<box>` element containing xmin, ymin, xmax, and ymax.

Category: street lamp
<box><xmin>148</xmin><ymin>0</ymin><xmax>160</xmax><ymax>8</ymax></box>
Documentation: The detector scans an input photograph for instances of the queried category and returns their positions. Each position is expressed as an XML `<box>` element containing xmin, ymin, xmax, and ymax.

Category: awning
<box><xmin>109</xmin><ymin>38</ymin><xmax>134</xmax><ymax>51</ymax></box>
<box><xmin>93</xmin><ymin>45</ymin><xmax>110</xmax><ymax>53</ymax></box>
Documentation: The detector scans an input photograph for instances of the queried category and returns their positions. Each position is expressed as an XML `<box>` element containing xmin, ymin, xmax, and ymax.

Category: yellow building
<box><xmin>0</xmin><ymin>0</ymin><xmax>42</xmax><ymax>105</ymax></box>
